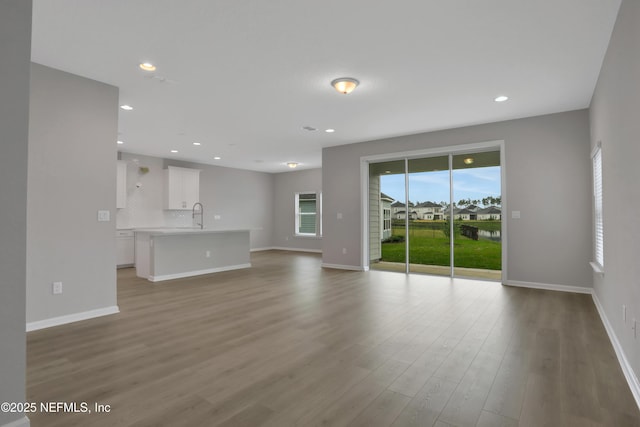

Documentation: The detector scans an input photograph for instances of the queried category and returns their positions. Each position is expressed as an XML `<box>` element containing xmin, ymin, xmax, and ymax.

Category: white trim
<box><xmin>321</xmin><ymin>263</ymin><xmax>368</xmax><ymax>271</ymax></box>
<box><xmin>504</xmin><ymin>280</ymin><xmax>592</xmax><ymax>294</ymax></box>
<box><xmin>1</xmin><ymin>417</ymin><xmax>30</xmax><ymax>427</ymax></box>
<box><xmin>269</xmin><ymin>246</ymin><xmax>322</xmax><ymax>254</ymax></box>
<box><xmin>149</xmin><ymin>263</ymin><xmax>251</xmax><ymax>282</ymax></box>
<box><xmin>27</xmin><ymin>306</ymin><xmax>119</xmax><ymax>332</ymax></box>
<box><xmin>250</xmin><ymin>247</ymin><xmax>276</xmax><ymax>252</ymax></box>
<box><xmin>592</xmin><ymin>293</ymin><xmax>640</xmax><ymax>410</ymax></box>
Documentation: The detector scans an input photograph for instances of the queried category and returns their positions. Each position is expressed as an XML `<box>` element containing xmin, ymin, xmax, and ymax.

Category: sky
<box><xmin>381</xmin><ymin>166</ymin><xmax>501</xmax><ymax>205</ymax></box>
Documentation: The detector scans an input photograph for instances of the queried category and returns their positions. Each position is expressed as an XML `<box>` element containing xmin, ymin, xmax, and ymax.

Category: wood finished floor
<box><xmin>27</xmin><ymin>251</ymin><xmax>640</xmax><ymax>426</ymax></box>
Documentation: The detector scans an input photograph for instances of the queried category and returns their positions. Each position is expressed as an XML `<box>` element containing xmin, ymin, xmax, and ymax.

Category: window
<box><xmin>383</xmin><ymin>208</ymin><xmax>391</xmax><ymax>232</ymax></box>
<box><xmin>295</xmin><ymin>192</ymin><xmax>321</xmax><ymax>236</ymax></box>
<box><xmin>592</xmin><ymin>143</ymin><xmax>604</xmax><ymax>271</ymax></box>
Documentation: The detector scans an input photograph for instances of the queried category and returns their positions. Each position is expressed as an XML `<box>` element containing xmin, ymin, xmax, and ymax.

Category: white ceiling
<box><xmin>31</xmin><ymin>0</ymin><xmax>620</xmax><ymax>173</ymax></box>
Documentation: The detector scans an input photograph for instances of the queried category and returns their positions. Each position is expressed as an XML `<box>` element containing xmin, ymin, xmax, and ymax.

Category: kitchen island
<box><xmin>134</xmin><ymin>228</ymin><xmax>251</xmax><ymax>282</ymax></box>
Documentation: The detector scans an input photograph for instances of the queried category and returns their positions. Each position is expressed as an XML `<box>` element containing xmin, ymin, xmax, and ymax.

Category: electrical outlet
<box><xmin>205</xmin><ymin>250</ymin><xmax>211</xmax><ymax>258</ymax></box>
<box><xmin>342</xmin><ymin>248</ymin><xmax>347</xmax><ymax>254</ymax></box>
<box><xmin>52</xmin><ymin>282</ymin><xmax>62</xmax><ymax>295</ymax></box>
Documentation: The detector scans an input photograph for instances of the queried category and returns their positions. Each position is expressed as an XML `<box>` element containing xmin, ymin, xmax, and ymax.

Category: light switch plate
<box><xmin>97</xmin><ymin>210</ymin><xmax>110</xmax><ymax>222</ymax></box>
<box><xmin>511</xmin><ymin>211</ymin><xmax>521</xmax><ymax>219</ymax></box>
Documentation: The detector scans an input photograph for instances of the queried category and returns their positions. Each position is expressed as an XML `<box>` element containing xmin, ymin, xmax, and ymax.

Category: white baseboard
<box><xmin>1</xmin><ymin>416</ymin><xmax>30</xmax><ymax>427</ymax></box>
<box><xmin>269</xmin><ymin>247</ymin><xmax>323</xmax><ymax>254</ymax></box>
<box><xmin>592</xmin><ymin>293</ymin><xmax>640</xmax><ymax>410</ymax></box>
<box><xmin>149</xmin><ymin>263</ymin><xmax>251</xmax><ymax>282</ymax></box>
<box><xmin>250</xmin><ymin>247</ymin><xmax>275</xmax><ymax>252</ymax></box>
<box><xmin>27</xmin><ymin>305</ymin><xmax>119</xmax><ymax>332</ymax></box>
<box><xmin>504</xmin><ymin>280</ymin><xmax>593</xmax><ymax>294</ymax></box>
<box><xmin>321</xmin><ymin>263</ymin><xmax>368</xmax><ymax>271</ymax></box>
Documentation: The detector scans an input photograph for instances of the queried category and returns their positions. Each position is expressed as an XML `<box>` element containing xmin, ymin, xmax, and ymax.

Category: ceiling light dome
<box><xmin>139</xmin><ymin>62</ymin><xmax>156</xmax><ymax>71</ymax></box>
<box><xmin>331</xmin><ymin>77</ymin><xmax>359</xmax><ymax>94</ymax></box>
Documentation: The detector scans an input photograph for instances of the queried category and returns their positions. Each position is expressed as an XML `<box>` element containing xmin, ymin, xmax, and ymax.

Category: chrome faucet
<box><xmin>192</xmin><ymin>202</ymin><xmax>204</xmax><ymax>229</ymax></box>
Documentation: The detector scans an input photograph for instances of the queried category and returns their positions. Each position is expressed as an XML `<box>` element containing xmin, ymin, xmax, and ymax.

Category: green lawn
<box><xmin>382</xmin><ymin>220</ymin><xmax>502</xmax><ymax>270</ymax></box>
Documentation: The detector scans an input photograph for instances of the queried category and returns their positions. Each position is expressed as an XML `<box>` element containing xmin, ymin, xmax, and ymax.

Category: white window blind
<box><xmin>295</xmin><ymin>192</ymin><xmax>320</xmax><ymax>236</ymax></box>
<box><xmin>592</xmin><ymin>144</ymin><xmax>604</xmax><ymax>269</ymax></box>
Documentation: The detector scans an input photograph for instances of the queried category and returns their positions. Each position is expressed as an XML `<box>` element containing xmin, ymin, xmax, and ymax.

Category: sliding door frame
<box><xmin>360</xmin><ymin>140</ymin><xmax>507</xmax><ymax>282</ymax></box>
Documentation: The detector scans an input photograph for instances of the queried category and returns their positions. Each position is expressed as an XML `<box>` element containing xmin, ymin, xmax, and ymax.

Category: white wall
<box><xmin>116</xmin><ymin>153</ymin><xmax>195</xmax><ymax>228</ymax></box>
<box><xmin>589</xmin><ymin>0</ymin><xmax>640</xmax><ymax>394</ymax></box>
<box><xmin>0</xmin><ymin>1</ymin><xmax>31</xmax><ymax>425</ymax></box>
<box><xmin>117</xmin><ymin>153</ymin><xmax>275</xmax><ymax>250</ymax></box>
<box><xmin>27</xmin><ymin>63</ymin><xmax>119</xmax><ymax>326</ymax></box>
<box><xmin>322</xmin><ymin>110</ymin><xmax>593</xmax><ymax>290</ymax></box>
<box><xmin>272</xmin><ymin>168</ymin><xmax>323</xmax><ymax>252</ymax></box>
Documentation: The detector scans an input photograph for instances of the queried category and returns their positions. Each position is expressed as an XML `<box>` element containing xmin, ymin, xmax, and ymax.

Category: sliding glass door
<box><xmin>369</xmin><ymin>148</ymin><xmax>502</xmax><ymax>280</ymax></box>
<box><xmin>408</xmin><ymin>156</ymin><xmax>450</xmax><ymax>275</ymax></box>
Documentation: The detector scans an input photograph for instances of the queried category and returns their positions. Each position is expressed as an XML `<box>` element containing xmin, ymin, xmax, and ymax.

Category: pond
<box><xmin>478</xmin><ymin>229</ymin><xmax>501</xmax><ymax>242</ymax></box>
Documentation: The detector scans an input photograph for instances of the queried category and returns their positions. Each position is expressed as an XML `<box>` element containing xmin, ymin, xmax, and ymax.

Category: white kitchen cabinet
<box><xmin>116</xmin><ymin>160</ymin><xmax>127</xmax><ymax>209</ymax></box>
<box><xmin>116</xmin><ymin>229</ymin><xmax>134</xmax><ymax>268</ymax></box>
<box><xmin>164</xmin><ymin>166</ymin><xmax>200</xmax><ymax>210</ymax></box>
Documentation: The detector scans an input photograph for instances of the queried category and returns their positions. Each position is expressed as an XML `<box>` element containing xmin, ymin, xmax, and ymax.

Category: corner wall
<box><xmin>322</xmin><ymin>110</ymin><xmax>593</xmax><ymax>290</ymax></box>
<box><xmin>0</xmin><ymin>2</ymin><xmax>31</xmax><ymax>426</ymax></box>
<box><xmin>26</xmin><ymin>64</ymin><xmax>119</xmax><ymax>327</ymax></box>
<box><xmin>589</xmin><ymin>0</ymin><xmax>640</xmax><ymax>402</ymax></box>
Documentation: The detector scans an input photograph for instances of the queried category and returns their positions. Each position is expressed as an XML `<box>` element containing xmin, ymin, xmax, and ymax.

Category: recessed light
<box><xmin>170</xmin><ymin>150</ymin><xmax>178</xmax><ymax>153</ymax></box>
<box><xmin>494</xmin><ymin>95</ymin><xmax>509</xmax><ymax>102</ymax></box>
<box><xmin>213</xmin><ymin>156</ymin><xmax>221</xmax><ymax>160</ymax></box>
<box><xmin>117</xmin><ymin>140</ymin><xmax>124</xmax><ymax>145</ymax></box>
<box><xmin>193</xmin><ymin>142</ymin><xmax>201</xmax><ymax>146</ymax></box>
<box><xmin>325</xmin><ymin>129</ymin><xmax>335</xmax><ymax>133</ymax></box>
<box><xmin>120</xmin><ymin>105</ymin><xmax>133</xmax><ymax>111</ymax></box>
<box><xmin>139</xmin><ymin>62</ymin><xmax>156</xmax><ymax>72</ymax></box>
<box><xmin>385</xmin><ymin>170</ymin><xmax>391</xmax><ymax>174</ymax></box>
<box><xmin>287</xmin><ymin>162</ymin><xmax>298</xmax><ymax>168</ymax></box>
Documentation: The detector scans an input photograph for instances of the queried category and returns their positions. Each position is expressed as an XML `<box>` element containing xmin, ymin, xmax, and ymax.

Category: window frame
<box><xmin>591</xmin><ymin>142</ymin><xmax>604</xmax><ymax>273</ymax></box>
<box><xmin>295</xmin><ymin>191</ymin><xmax>322</xmax><ymax>237</ymax></box>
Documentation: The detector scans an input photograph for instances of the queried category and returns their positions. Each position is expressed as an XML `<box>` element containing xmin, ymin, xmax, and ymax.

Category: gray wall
<box><xmin>273</xmin><ymin>168</ymin><xmax>323</xmax><ymax>252</ymax></box>
<box><xmin>589</xmin><ymin>0</ymin><xmax>640</xmax><ymax>383</ymax></box>
<box><xmin>27</xmin><ymin>64</ymin><xmax>119</xmax><ymax>324</ymax></box>
<box><xmin>322</xmin><ymin>110</ymin><xmax>593</xmax><ymax>288</ymax></box>
<box><xmin>0</xmin><ymin>1</ymin><xmax>31</xmax><ymax>425</ymax></box>
<box><xmin>118</xmin><ymin>153</ymin><xmax>275</xmax><ymax>250</ymax></box>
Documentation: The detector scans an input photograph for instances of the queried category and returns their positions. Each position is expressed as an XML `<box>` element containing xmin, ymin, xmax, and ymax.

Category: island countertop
<box><xmin>134</xmin><ymin>228</ymin><xmax>250</xmax><ymax>236</ymax></box>
<box><xmin>134</xmin><ymin>228</ymin><xmax>251</xmax><ymax>282</ymax></box>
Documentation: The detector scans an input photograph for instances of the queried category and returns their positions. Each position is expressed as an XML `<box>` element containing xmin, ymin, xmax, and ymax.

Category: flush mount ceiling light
<box><xmin>331</xmin><ymin>77</ymin><xmax>359</xmax><ymax>94</ymax></box>
<box><xmin>139</xmin><ymin>62</ymin><xmax>156</xmax><ymax>72</ymax></box>
<box><xmin>120</xmin><ymin>105</ymin><xmax>133</xmax><ymax>111</ymax></box>
<box><xmin>494</xmin><ymin>95</ymin><xmax>509</xmax><ymax>102</ymax></box>
<box><xmin>287</xmin><ymin>162</ymin><xmax>298</xmax><ymax>169</ymax></box>
<box><xmin>463</xmin><ymin>157</ymin><xmax>474</xmax><ymax>165</ymax></box>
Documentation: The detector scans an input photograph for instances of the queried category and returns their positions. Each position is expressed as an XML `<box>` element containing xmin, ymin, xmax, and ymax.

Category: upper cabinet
<box><xmin>116</xmin><ymin>160</ymin><xmax>127</xmax><ymax>209</ymax></box>
<box><xmin>164</xmin><ymin>166</ymin><xmax>200</xmax><ymax>210</ymax></box>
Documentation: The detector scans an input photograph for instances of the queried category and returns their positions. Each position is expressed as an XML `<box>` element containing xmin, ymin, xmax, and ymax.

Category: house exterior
<box><xmin>477</xmin><ymin>206</ymin><xmax>502</xmax><ymax>220</ymax></box>
<box><xmin>414</xmin><ymin>201</ymin><xmax>444</xmax><ymax>220</ymax></box>
<box><xmin>380</xmin><ymin>193</ymin><xmax>393</xmax><ymax>240</ymax></box>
